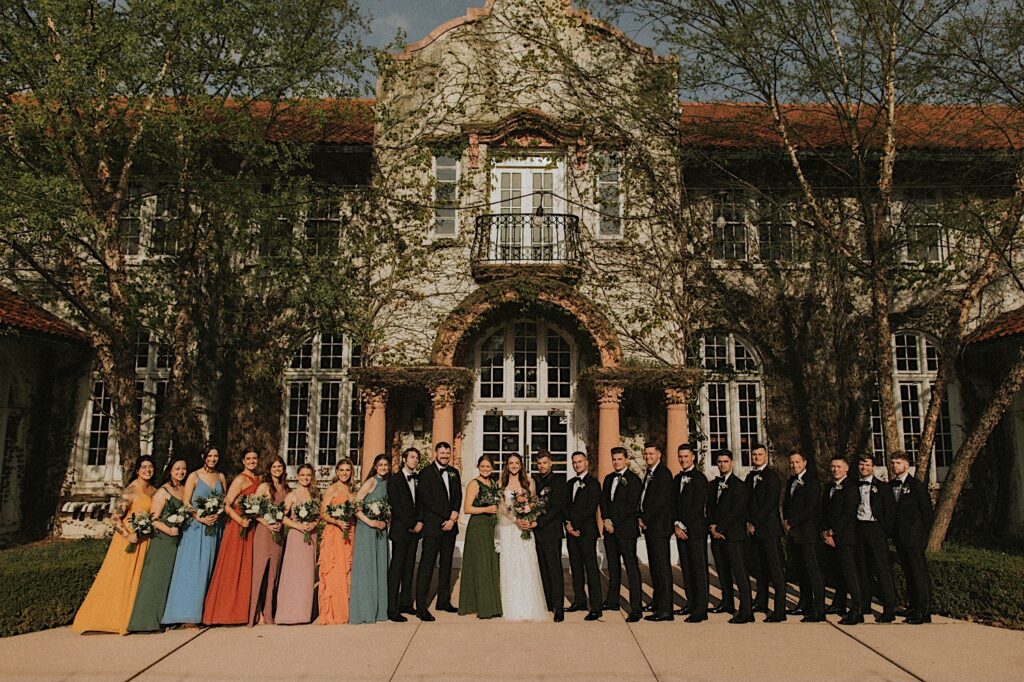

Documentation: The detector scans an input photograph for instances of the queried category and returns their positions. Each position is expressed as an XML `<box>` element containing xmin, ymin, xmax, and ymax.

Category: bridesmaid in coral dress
<box><xmin>202</xmin><ymin>448</ymin><xmax>261</xmax><ymax>625</ymax></box>
<box><xmin>318</xmin><ymin>458</ymin><xmax>356</xmax><ymax>624</ymax></box>
<box><xmin>73</xmin><ymin>456</ymin><xmax>157</xmax><ymax>634</ymax></box>
<box><xmin>248</xmin><ymin>454</ymin><xmax>289</xmax><ymax>626</ymax></box>
<box><xmin>275</xmin><ymin>463</ymin><xmax>319</xmax><ymax>624</ymax></box>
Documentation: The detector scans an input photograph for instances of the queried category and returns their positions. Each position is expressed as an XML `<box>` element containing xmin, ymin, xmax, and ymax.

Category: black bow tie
<box><xmin>407</xmin><ymin>473</ymin><xmax>417</xmax><ymax>481</ymax></box>
<box><xmin>575</xmin><ymin>477</ymin><xmax>585</xmax><ymax>484</ymax></box>
<box><xmin>859</xmin><ymin>480</ymin><xmax>872</xmax><ymax>486</ymax></box>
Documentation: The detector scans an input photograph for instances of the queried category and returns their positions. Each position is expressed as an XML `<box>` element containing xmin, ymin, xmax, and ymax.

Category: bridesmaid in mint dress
<box><xmin>349</xmin><ymin>453</ymin><xmax>391</xmax><ymax>624</ymax></box>
<box><xmin>458</xmin><ymin>456</ymin><xmax>502</xmax><ymax>618</ymax></box>
<box><xmin>161</xmin><ymin>448</ymin><xmax>226</xmax><ymax>626</ymax></box>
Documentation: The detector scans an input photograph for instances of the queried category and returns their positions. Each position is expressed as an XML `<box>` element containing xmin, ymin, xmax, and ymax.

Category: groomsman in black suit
<box><xmin>414</xmin><ymin>442</ymin><xmax>462</xmax><ymax>621</ymax></box>
<box><xmin>601</xmin><ymin>446</ymin><xmax>643</xmax><ymax>622</ymax></box>
<box><xmin>821</xmin><ymin>456</ymin><xmax>863</xmax><ymax>625</ymax></box>
<box><xmin>707</xmin><ymin>449</ymin><xmax>753</xmax><ymax>623</ymax></box>
<box><xmin>746</xmin><ymin>444</ymin><xmax>787</xmax><ymax>622</ymax></box>
<box><xmin>532</xmin><ymin>450</ymin><xmax>567</xmax><ymax>622</ymax></box>
<box><xmin>890</xmin><ymin>451</ymin><xmax>934</xmax><ymax>624</ymax></box>
<box><xmin>855</xmin><ymin>453</ymin><xmax>896</xmax><ymax>622</ymax></box>
<box><xmin>673</xmin><ymin>443</ymin><xmax>709</xmax><ymax>622</ymax></box>
<box><xmin>565</xmin><ymin>451</ymin><xmax>603</xmax><ymax>620</ymax></box>
<box><xmin>387</xmin><ymin>447</ymin><xmax>423</xmax><ymax>622</ymax></box>
<box><xmin>783</xmin><ymin>448</ymin><xmax>825</xmax><ymax>622</ymax></box>
<box><xmin>639</xmin><ymin>442</ymin><xmax>674</xmax><ymax>621</ymax></box>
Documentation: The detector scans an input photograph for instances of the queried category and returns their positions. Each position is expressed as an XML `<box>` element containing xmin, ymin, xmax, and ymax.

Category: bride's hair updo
<box><xmin>499</xmin><ymin>453</ymin><xmax>531</xmax><ymax>490</ymax></box>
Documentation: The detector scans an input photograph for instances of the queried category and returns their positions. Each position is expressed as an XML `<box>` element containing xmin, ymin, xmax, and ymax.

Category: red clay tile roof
<box><xmin>970</xmin><ymin>307</ymin><xmax>1024</xmax><ymax>344</ymax></box>
<box><xmin>0</xmin><ymin>286</ymin><xmax>87</xmax><ymax>343</ymax></box>
<box><xmin>254</xmin><ymin>99</ymin><xmax>374</xmax><ymax>145</ymax></box>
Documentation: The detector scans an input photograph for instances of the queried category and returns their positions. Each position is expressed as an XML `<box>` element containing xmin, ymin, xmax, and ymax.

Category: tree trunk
<box><xmin>928</xmin><ymin>343</ymin><xmax>1024</xmax><ymax>551</ymax></box>
<box><xmin>93</xmin><ymin>340</ymin><xmax>143</xmax><ymax>485</ymax></box>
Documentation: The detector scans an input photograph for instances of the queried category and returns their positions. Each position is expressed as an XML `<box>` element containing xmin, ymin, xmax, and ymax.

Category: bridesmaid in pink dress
<box><xmin>248</xmin><ymin>454</ymin><xmax>290</xmax><ymax>626</ymax></box>
<box><xmin>275</xmin><ymin>463</ymin><xmax>319</xmax><ymax>624</ymax></box>
<box><xmin>318</xmin><ymin>458</ymin><xmax>356</xmax><ymax>624</ymax></box>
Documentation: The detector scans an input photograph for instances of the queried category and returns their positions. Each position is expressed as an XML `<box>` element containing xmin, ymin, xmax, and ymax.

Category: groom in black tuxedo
<box><xmin>639</xmin><ymin>442</ymin><xmax>674</xmax><ymax>621</ymax></box>
<box><xmin>822</xmin><ymin>456</ymin><xmax>863</xmax><ymax>625</ymax></box>
<box><xmin>707</xmin><ymin>449</ymin><xmax>753</xmax><ymax>624</ymax></box>
<box><xmin>601</xmin><ymin>446</ymin><xmax>643</xmax><ymax>622</ymax></box>
<box><xmin>531</xmin><ymin>450</ymin><xmax>567</xmax><ymax>622</ymax></box>
<box><xmin>565</xmin><ymin>451</ymin><xmax>602</xmax><ymax>620</ymax></box>
<box><xmin>387</xmin><ymin>447</ymin><xmax>423</xmax><ymax>622</ymax></box>
<box><xmin>415</xmin><ymin>442</ymin><xmax>462</xmax><ymax>621</ymax></box>
<box><xmin>673</xmin><ymin>443</ymin><xmax>709</xmax><ymax>622</ymax></box>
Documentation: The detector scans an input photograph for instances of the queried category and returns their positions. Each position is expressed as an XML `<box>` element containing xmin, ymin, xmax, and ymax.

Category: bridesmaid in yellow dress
<box><xmin>318</xmin><ymin>458</ymin><xmax>356</xmax><ymax>624</ymax></box>
<box><xmin>73</xmin><ymin>455</ymin><xmax>157</xmax><ymax>634</ymax></box>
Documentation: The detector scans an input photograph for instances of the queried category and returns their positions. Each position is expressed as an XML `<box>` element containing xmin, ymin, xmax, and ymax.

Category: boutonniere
<box><xmin>719</xmin><ymin>480</ymin><xmax>729</xmax><ymax>490</ymax></box>
<box><xmin>835</xmin><ymin>482</ymin><xmax>844</xmax><ymax>491</ymax></box>
<box><xmin>540</xmin><ymin>488</ymin><xmax>550</xmax><ymax>498</ymax></box>
<box><xmin>871</xmin><ymin>485</ymin><xmax>879</xmax><ymax>494</ymax></box>
<box><xmin>578</xmin><ymin>482</ymin><xmax>586</xmax><ymax>490</ymax></box>
<box><xmin>901</xmin><ymin>485</ymin><xmax>911</xmax><ymax>495</ymax></box>
<box><xmin>795</xmin><ymin>478</ymin><xmax>805</xmax><ymax>487</ymax></box>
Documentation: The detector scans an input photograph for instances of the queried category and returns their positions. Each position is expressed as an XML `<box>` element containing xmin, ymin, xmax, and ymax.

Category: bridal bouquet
<box><xmin>160</xmin><ymin>504</ymin><xmax>190</xmax><ymax>533</ymax></box>
<box><xmin>260</xmin><ymin>499</ymin><xmax>286</xmax><ymax>544</ymax></box>
<box><xmin>476</xmin><ymin>484</ymin><xmax>503</xmax><ymax>526</ymax></box>
<box><xmin>190</xmin><ymin>491</ymin><xmax>225</xmax><ymax>536</ymax></box>
<box><xmin>511</xmin><ymin>489</ymin><xmax>546</xmax><ymax>540</ymax></box>
<box><xmin>125</xmin><ymin>511</ymin><xmax>154</xmax><ymax>553</ymax></box>
<box><xmin>361</xmin><ymin>499</ymin><xmax>392</xmax><ymax>538</ymax></box>
<box><xmin>238</xmin><ymin>494</ymin><xmax>264</xmax><ymax>539</ymax></box>
<box><xmin>292</xmin><ymin>498</ymin><xmax>321</xmax><ymax>544</ymax></box>
<box><xmin>326</xmin><ymin>500</ymin><xmax>358</xmax><ymax>540</ymax></box>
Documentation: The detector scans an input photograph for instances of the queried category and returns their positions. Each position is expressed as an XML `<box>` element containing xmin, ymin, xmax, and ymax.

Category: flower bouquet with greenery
<box><xmin>125</xmin><ymin>511</ymin><xmax>154</xmax><ymax>553</ymax></box>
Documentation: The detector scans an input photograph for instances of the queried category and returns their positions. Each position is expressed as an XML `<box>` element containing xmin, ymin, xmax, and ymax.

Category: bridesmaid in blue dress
<box><xmin>161</xmin><ymin>447</ymin><xmax>227</xmax><ymax>627</ymax></box>
<box><xmin>349</xmin><ymin>453</ymin><xmax>391</xmax><ymax>624</ymax></box>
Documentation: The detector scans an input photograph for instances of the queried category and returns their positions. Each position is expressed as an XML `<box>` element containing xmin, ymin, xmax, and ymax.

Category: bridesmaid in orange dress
<box><xmin>202</xmin><ymin>448</ymin><xmax>261</xmax><ymax>625</ymax></box>
<box><xmin>248</xmin><ymin>454</ymin><xmax>289</xmax><ymax>626</ymax></box>
<box><xmin>73</xmin><ymin>456</ymin><xmax>157</xmax><ymax>634</ymax></box>
<box><xmin>318</xmin><ymin>458</ymin><xmax>356</xmax><ymax>624</ymax></box>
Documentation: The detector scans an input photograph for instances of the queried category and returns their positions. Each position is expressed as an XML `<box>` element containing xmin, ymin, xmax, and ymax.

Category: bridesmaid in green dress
<box><xmin>349</xmin><ymin>453</ymin><xmax>391</xmax><ymax>624</ymax></box>
<box><xmin>458</xmin><ymin>456</ymin><xmax>502</xmax><ymax>618</ymax></box>
<box><xmin>128</xmin><ymin>457</ymin><xmax>189</xmax><ymax>632</ymax></box>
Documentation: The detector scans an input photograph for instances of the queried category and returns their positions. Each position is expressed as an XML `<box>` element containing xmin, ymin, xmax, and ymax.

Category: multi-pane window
<box><xmin>348</xmin><ymin>344</ymin><xmax>363</xmax><ymax>461</ymax></box>
<box><xmin>870</xmin><ymin>396</ymin><xmax>886</xmax><ymax>463</ymax></box>
<box><xmin>901</xmin><ymin>192</ymin><xmax>949</xmax><ymax>263</ymax></box>
<box><xmin>434</xmin><ymin>155</ymin><xmax>459</xmax><ymax>237</ymax></box>
<box><xmin>596</xmin><ymin>152</ymin><xmax>622</xmax><ymax>237</ymax></box>
<box><xmin>513</xmin><ymin>322</ymin><xmax>539</xmax><ymax>399</ymax></box>
<box><xmin>546</xmin><ymin>330</ymin><xmax>571</xmax><ymax>399</ymax></box>
<box><xmin>119</xmin><ymin>183</ymin><xmax>144</xmax><ymax>257</ymax></box>
<box><xmin>151</xmin><ymin>186</ymin><xmax>180</xmax><ymax>255</ymax></box>
<box><xmin>711</xmin><ymin>193</ymin><xmax>748</xmax><ymax>261</ymax></box>
<box><xmin>697</xmin><ymin>332</ymin><xmax>764</xmax><ymax>468</ymax></box>
<box><xmin>479</xmin><ymin>332</ymin><xmax>505</xmax><ymax>399</ymax></box>
<box><xmin>477</xmin><ymin>321</ymin><xmax>574</xmax><ymax>403</ymax></box>
<box><xmin>86</xmin><ymin>382</ymin><xmax>112</xmax><ymax>466</ymax></box>
<box><xmin>283</xmin><ymin>334</ymin><xmax>361</xmax><ymax>471</ymax></box>
<box><xmin>305</xmin><ymin>199</ymin><xmax>342</xmax><ymax>257</ymax></box>
<box><xmin>757</xmin><ymin>201</ymin><xmax>800</xmax><ymax>262</ymax></box>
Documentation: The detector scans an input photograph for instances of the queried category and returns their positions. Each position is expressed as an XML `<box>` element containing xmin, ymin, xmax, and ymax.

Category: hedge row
<box><xmin>0</xmin><ymin>539</ymin><xmax>107</xmax><ymax>638</ymax></box>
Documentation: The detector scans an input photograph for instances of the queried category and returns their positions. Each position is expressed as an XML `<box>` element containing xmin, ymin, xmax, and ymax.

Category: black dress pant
<box><xmin>751</xmin><ymin>534</ymin><xmax>786</xmax><ymax>617</ymax></box>
<box><xmin>896</xmin><ymin>542</ymin><xmax>931</xmax><ymax>617</ymax></box>
<box><xmin>567</xmin><ymin>533</ymin><xmax>602</xmax><ymax>612</ymax></box>
<box><xmin>605</xmin><ymin>532</ymin><xmax>642</xmax><ymax>613</ymax></box>
<box><xmin>856</xmin><ymin>521</ymin><xmax>895</xmax><ymax>614</ymax></box>
<box><xmin>676</xmin><ymin>534</ymin><xmax>708</xmax><ymax>616</ymax></box>
<box><xmin>722</xmin><ymin>540</ymin><xmax>752</xmax><ymax>617</ymax></box>
<box><xmin>415</xmin><ymin>530</ymin><xmax>456</xmax><ymax>611</ymax></box>
<box><xmin>645</xmin><ymin>533</ymin><xmax>673</xmax><ymax>615</ymax></box>
<box><xmin>711</xmin><ymin>538</ymin><xmax>733</xmax><ymax>608</ymax></box>
<box><xmin>388</xmin><ymin>530</ymin><xmax>419</xmax><ymax>616</ymax></box>
<box><xmin>535</xmin><ymin>536</ymin><xmax>565</xmax><ymax>611</ymax></box>
<box><xmin>831</xmin><ymin>544</ymin><xmax>862</xmax><ymax>615</ymax></box>
<box><xmin>793</xmin><ymin>540</ymin><xmax>825</xmax><ymax>617</ymax></box>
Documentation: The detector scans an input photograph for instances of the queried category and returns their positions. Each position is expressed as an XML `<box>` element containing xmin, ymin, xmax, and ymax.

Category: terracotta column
<box><xmin>431</xmin><ymin>384</ymin><xmax>455</xmax><ymax>453</ymax></box>
<box><xmin>665</xmin><ymin>387</ymin><xmax>690</xmax><ymax>475</ymax></box>
<box><xmin>361</xmin><ymin>387</ymin><xmax>388</xmax><ymax>477</ymax></box>
<box><xmin>597</xmin><ymin>386</ymin><xmax>623</xmax><ymax>482</ymax></box>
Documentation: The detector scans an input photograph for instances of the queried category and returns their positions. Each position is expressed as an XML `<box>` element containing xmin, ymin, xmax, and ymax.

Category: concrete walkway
<box><xmin>2</xmin><ymin>609</ymin><xmax>1023</xmax><ymax>682</ymax></box>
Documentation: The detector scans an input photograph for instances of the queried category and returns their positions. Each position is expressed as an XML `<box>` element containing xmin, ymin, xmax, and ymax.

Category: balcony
<box><xmin>471</xmin><ymin>213</ymin><xmax>583</xmax><ymax>281</ymax></box>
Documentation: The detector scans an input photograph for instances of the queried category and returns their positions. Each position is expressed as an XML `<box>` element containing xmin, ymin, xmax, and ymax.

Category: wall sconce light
<box><xmin>625</xmin><ymin>415</ymin><xmax>639</xmax><ymax>431</ymax></box>
<box><xmin>412</xmin><ymin>415</ymin><xmax>426</xmax><ymax>435</ymax></box>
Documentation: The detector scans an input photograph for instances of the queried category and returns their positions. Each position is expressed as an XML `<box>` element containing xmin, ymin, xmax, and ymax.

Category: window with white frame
<box><xmin>433</xmin><ymin>155</ymin><xmax>459</xmax><ymax>237</ymax></box>
<box><xmin>476</xmin><ymin>321</ymin><xmax>575</xmax><ymax>403</ymax></box>
<box><xmin>282</xmin><ymin>334</ymin><xmax>361</xmax><ymax>470</ymax></box>
<box><xmin>711</xmin><ymin>193</ymin><xmax>749</xmax><ymax>261</ymax></box>
<box><xmin>871</xmin><ymin>331</ymin><xmax>958</xmax><ymax>477</ymax></box>
<box><xmin>697</xmin><ymin>331</ymin><xmax>764</xmax><ymax>467</ymax></box>
<box><xmin>151</xmin><ymin>186</ymin><xmax>180</xmax><ymax>255</ymax></box>
<box><xmin>305</xmin><ymin>198</ymin><xmax>343</xmax><ymax>257</ymax></box>
<box><xmin>900</xmin><ymin>191</ymin><xmax>950</xmax><ymax>264</ymax></box>
<box><xmin>119</xmin><ymin>183</ymin><xmax>144</xmax><ymax>257</ymax></box>
<box><xmin>756</xmin><ymin>200</ymin><xmax>802</xmax><ymax>262</ymax></box>
<box><xmin>595</xmin><ymin>152</ymin><xmax>622</xmax><ymax>238</ymax></box>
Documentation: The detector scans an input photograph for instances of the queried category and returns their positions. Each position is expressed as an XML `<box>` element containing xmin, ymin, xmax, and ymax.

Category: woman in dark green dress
<box><xmin>458</xmin><ymin>455</ymin><xmax>502</xmax><ymax>618</ymax></box>
<box><xmin>128</xmin><ymin>457</ymin><xmax>189</xmax><ymax>632</ymax></box>
<box><xmin>349</xmin><ymin>453</ymin><xmax>391</xmax><ymax>624</ymax></box>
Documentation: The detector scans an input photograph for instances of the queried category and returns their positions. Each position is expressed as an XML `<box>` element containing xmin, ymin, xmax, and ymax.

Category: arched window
<box><xmin>697</xmin><ymin>331</ymin><xmax>764</xmax><ymax>468</ymax></box>
<box><xmin>871</xmin><ymin>331</ymin><xmax>958</xmax><ymax>478</ymax></box>
<box><xmin>282</xmin><ymin>334</ymin><xmax>361</xmax><ymax>471</ymax></box>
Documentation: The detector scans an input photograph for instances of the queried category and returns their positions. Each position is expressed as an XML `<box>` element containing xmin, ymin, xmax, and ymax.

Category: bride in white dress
<box><xmin>497</xmin><ymin>454</ymin><xmax>549</xmax><ymax>621</ymax></box>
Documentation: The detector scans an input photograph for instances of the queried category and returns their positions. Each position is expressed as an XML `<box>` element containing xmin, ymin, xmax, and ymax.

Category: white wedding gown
<box><xmin>497</xmin><ymin>487</ymin><xmax>549</xmax><ymax>621</ymax></box>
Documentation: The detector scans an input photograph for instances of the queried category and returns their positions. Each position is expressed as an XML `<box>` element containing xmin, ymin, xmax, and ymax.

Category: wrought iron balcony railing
<box><xmin>471</xmin><ymin>214</ymin><xmax>582</xmax><ymax>278</ymax></box>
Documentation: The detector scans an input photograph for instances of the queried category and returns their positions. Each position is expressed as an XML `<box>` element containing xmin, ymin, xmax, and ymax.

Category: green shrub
<box><xmin>0</xmin><ymin>539</ymin><xmax>106</xmax><ymax>637</ymax></box>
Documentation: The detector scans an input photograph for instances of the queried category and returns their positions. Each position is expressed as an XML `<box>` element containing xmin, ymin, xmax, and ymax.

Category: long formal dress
<box><xmin>275</xmin><ymin>497</ymin><xmax>318</xmax><ymax>625</ymax></box>
<box><xmin>202</xmin><ymin>472</ymin><xmax>261</xmax><ymax>625</ymax></box>
<box><xmin>73</xmin><ymin>489</ymin><xmax>153</xmax><ymax>634</ymax></box>
<box><xmin>162</xmin><ymin>477</ymin><xmax>223</xmax><ymax>625</ymax></box>
<box><xmin>249</xmin><ymin>486</ymin><xmax>288</xmax><ymax>626</ymax></box>
<box><xmin>458</xmin><ymin>480</ymin><xmax>502</xmax><ymax>618</ymax></box>
<box><xmin>349</xmin><ymin>476</ymin><xmax>390</xmax><ymax>624</ymax></box>
<box><xmin>498</xmin><ymin>487</ymin><xmax>549</xmax><ymax>622</ymax></box>
<box><xmin>318</xmin><ymin>491</ymin><xmax>354</xmax><ymax>624</ymax></box>
<box><xmin>128</xmin><ymin>493</ymin><xmax>183</xmax><ymax>632</ymax></box>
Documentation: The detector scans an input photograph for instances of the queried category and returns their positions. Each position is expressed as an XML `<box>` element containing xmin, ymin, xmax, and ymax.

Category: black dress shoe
<box><xmin>585</xmin><ymin>611</ymin><xmax>601</xmax><ymax>621</ymax></box>
<box><xmin>553</xmin><ymin>609</ymin><xmax>564</xmax><ymax>622</ymax></box>
<box><xmin>895</xmin><ymin>607</ymin><xmax>910</xmax><ymax>617</ymax></box>
<box><xmin>764</xmin><ymin>614</ymin><xmax>787</xmax><ymax>623</ymax></box>
<box><xmin>752</xmin><ymin>604</ymin><xmax>769</xmax><ymax>614</ymax></box>
<box><xmin>389</xmin><ymin>614</ymin><xmax>408</xmax><ymax>623</ymax></box>
<box><xmin>825</xmin><ymin>605</ymin><xmax>846</xmax><ymax>615</ymax></box>
<box><xmin>710</xmin><ymin>605</ymin><xmax>736</xmax><ymax>614</ymax></box>
<box><xmin>685</xmin><ymin>613</ymin><xmax>708</xmax><ymax>623</ymax></box>
<box><xmin>644</xmin><ymin>613</ymin><xmax>674</xmax><ymax>621</ymax></box>
<box><xmin>417</xmin><ymin>611</ymin><xmax>435</xmax><ymax>622</ymax></box>
<box><xmin>839</xmin><ymin>614</ymin><xmax>864</xmax><ymax>625</ymax></box>
<box><xmin>876</xmin><ymin>612</ymin><xmax>896</xmax><ymax>623</ymax></box>
<box><xmin>602</xmin><ymin>601</ymin><xmax>620</xmax><ymax>611</ymax></box>
<box><xmin>626</xmin><ymin>612</ymin><xmax>641</xmax><ymax>623</ymax></box>
<box><xmin>787</xmin><ymin>607</ymin><xmax>805</xmax><ymax>616</ymax></box>
<box><xmin>400</xmin><ymin>607</ymin><xmax>416</xmax><ymax>615</ymax></box>
<box><xmin>906</xmin><ymin>614</ymin><xmax>932</xmax><ymax>625</ymax></box>
<box><xmin>675</xmin><ymin>606</ymin><xmax>694</xmax><ymax>615</ymax></box>
<box><xmin>436</xmin><ymin>604</ymin><xmax>458</xmax><ymax>613</ymax></box>
<box><xmin>566</xmin><ymin>604</ymin><xmax>587</xmax><ymax>613</ymax></box>
<box><xmin>801</xmin><ymin>615</ymin><xmax>825</xmax><ymax>623</ymax></box>
<box><xmin>643</xmin><ymin>603</ymin><xmax>655</xmax><ymax>612</ymax></box>
<box><xmin>728</xmin><ymin>613</ymin><xmax>754</xmax><ymax>624</ymax></box>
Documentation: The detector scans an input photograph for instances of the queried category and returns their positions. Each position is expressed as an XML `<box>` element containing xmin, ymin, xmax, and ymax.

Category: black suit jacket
<box><xmin>673</xmin><ymin>467</ymin><xmax>708</xmax><ymax>536</ymax></box>
<box><xmin>416</xmin><ymin>463</ymin><xmax>462</xmax><ymax>537</ymax></box>
<box><xmin>822</xmin><ymin>478</ymin><xmax>859</xmax><ymax>546</ymax></box>
<box><xmin>783</xmin><ymin>472</ymin><xmax>822</xmax><ymax>545</ymax></box>
<box><xmin>707</xmin><ymin>473</ymin><xmax>749</xmax><ymax>542</ymax></box>
<box><xmin>388</xmin><ymin>469</ymin><xmax>419</xmax><ymax>539</ymax></box>
<box><xmin>566</xmin><ymin>473</ymin><xmax>601</xmax><ymax>538</ymax></box>
<box><xmin>891</xmin><ymin>475</ymin><xmax>934</xmax><ymax>548</ymax></box>
<box><xmin>601</xmin><ymin>469</ymin><xmax>642</xmax><ymax>540</ymax></box>
<box><xmin>747</xmin><ymin>466</ymin><xmax>783</xmax><ymax>539</ymax></box>
<box><xmin>859</xmin><ymin>476</ymin><xmax>895</xmax><ymax>534</ymax></box>
<box><xmin>639</xmin><ymin>462</ymin><xmax>674</xmax><ymax>538</ymax></box>
<box><xmin>532</xmin><ymin>472</ymin><xmax>566</xmax><ymax>542</ymax></box>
